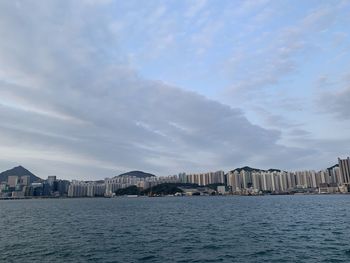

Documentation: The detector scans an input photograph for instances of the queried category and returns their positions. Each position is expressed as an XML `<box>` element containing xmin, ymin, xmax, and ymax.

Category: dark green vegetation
<box><xmin>114</xmin><ymin>183</ymin><xmax>200</xmax><ymax>196</ymax></box>
<box><xmin>117</xmin><ymin>171</ymin><xmax>156</xmax><ymax>178</ymax></box>
<box><xmin>0</xmin><ymin>166</ymin><xmax>41</xmax><ymax>183</ymax></box>
<box><xmin>142</xmin><ymin>183</ymin><xmax>183</xmax><ymax>196</ymax></box>
<box><xmin>115</xmin><ymin>186</ymin><xmax>140</xmax><ymax>195</ymax></box>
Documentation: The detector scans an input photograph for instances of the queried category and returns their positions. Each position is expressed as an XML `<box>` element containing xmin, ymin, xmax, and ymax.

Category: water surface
<box><xmin>1</xmin><ymin>195</ymin><xmax>350</xmax><ymax>262</ymax></box>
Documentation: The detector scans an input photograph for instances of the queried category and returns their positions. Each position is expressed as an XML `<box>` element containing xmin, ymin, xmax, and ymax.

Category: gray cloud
<box><xmin>288</xmin><ymin>129</ymin><xmax>311</xmax><ymax>137</ymax></box>
<box><xmin>315</xmin><ymin>69</ymin><xmax>350</xmax><ymax>120</ymax></box>
<box><xmin>319</xmin><ymin>86</ymin><xmax>350</xmax><ymax>120</ymax></box>
<box><xmin>252</xmin><ymin>107</ymin><xmax>303</xmax><ymax>129</ymax></box>
<box><xmin>0</xmin><ymin>1</ymin><xmax>323</xmax><ymax>179</ymax></box>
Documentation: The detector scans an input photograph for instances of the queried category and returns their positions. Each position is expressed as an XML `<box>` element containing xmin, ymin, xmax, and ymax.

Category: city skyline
<box><xmin>0</xmin><ymin>156</ymin><xmax>348</xmax><ymax>181</ymax></box>
<box><xmin>0</xmin><ymin>1</ymin><xmax>350</xmax><ymax>180</ymax></box>
<box><xmin>1</xmin><ymin>157</ymin><xmax>350</xmax><ymax>199</ymax></box>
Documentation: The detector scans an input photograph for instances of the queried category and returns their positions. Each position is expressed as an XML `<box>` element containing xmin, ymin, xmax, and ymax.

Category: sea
<box><xmin>1</xmin><ymin>195</ymin><xmax>350</xmax><ymax>262</ymax></box>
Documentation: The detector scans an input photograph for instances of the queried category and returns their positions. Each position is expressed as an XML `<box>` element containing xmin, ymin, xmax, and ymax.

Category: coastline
<box><xmin>2</xmin><ymin>192</ymin><xmax>350</xmax><ymax>201</ymax></box>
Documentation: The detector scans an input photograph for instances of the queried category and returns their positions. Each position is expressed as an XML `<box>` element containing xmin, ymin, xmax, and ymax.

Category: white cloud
<box><xmin>0</xmin><ymin>0</ymin><xmax>343</xmax><ymax>179</ymax></box>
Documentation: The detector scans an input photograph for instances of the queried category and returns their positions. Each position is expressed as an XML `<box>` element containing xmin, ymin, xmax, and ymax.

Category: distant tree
<box><xmin>115</xmin><ymin>186</ymin><xmax>141</xmax><ymax>196</ymax></box>
<box><xmin>142</xmin><ymin>183</ymin><xmax>184</xmax><ymax>196</ymax></box>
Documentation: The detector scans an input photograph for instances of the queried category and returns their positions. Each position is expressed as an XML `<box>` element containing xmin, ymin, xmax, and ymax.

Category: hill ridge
<box><xmin>0</xmin><ymin>165</ymin><xmax>41</xmax><ymax>183</ymax></box>
<box><xmin>229</xmin><ymin>166</ymin><xmax>282</xmax><ymax>173</ymax></box>
<box><xmin>116</xmin><ymin>170</ymin><xmax>156</xmax><ymax>178</ymax></box>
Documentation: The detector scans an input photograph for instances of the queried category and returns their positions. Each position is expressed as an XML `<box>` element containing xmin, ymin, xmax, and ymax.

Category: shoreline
<box><xmin>1</xmin><ymin>192</ymin><xmax>350</xmax><ymax>201</ymax></box>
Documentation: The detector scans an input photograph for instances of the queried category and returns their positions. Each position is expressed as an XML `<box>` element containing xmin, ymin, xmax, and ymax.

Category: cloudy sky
<box><xmin>0</xmin><ymin>0</ymin><xmax>349</xmax><ymax>180</ymax></box>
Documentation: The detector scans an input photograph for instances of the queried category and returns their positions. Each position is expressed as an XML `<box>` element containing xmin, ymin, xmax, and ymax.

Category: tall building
<box><xmin>68</xmin><ymin>181</ymin><xmax>88</xmax><ymax>197</ymax></box>
<box><xmin>338</xmin><ymin>157</ymin><xmax>350</xmax><ymax>184</ymax></box>
<box><xmin>47</xmin><ymin>176</ymin><xmax>57</xmax><ymax>186</ymax></box>
<box><xmin>18</xmin><ymin>176</ymin><xmax>30</xmax><ymax>186</ymax></box>
<box><xmin>57</xmin><ymin>180</ymin><xmax>70</xmax><ymax>196</ymax></box>
<box><xmin>184</xmin><ymin>171</ymin><xmax>222</xmax><ymax>186</ymax></box>
<box><xmin>227</xmin><ymin>171</ymin><xmax>242</xmax><ymax>192</ymax></box>
<box><xmin>8</xmin><ymin>176</ymin><xmax>19</xmax><ymax>187</ymax></box>
<box><xmin>8</xmin><ymin>175</ymin><xmax>30</xmax><ymax>188</ymax></box>
<box><xmin>87</xmin><ymin>183</ymin><xmax>106</xmax><ymax>197</ymax></box>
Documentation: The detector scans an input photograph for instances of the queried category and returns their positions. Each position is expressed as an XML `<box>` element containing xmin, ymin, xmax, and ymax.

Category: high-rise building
<box><xmin>57</xmin><ymin>180</ymin><xmax>70</xmax><ymax>196</ymax></box>
<box><xmin>338</xmin><ymin>157</ymin><xmax>350</xmax><ymax>184</ymax></box>
<box><xmin>47</xmin><ymin>176</ymin><xmax>57</xmax><ymax>186</ymax></box>
<box><xmin>19</xmin><ymin>176</ymin><xmax>30</xmax><ymax>186</ymax></box>
<box><xmin>8</xmin><ymin>175</ymin><xmax>30</xmax><ymax>188</ymax></box>
<box><xmin>227</xmin><ymin>170</ymin><xmax>242</xmax><ymax>192</ymax></box>
<box><xmin>8</xmin><ymin>176</ymin><xmax>19</xmax><ymax>187</ymax></box>
<box><xmin>183</xmin><ymin>171</ymin><xmax>225</xmax><ymax>186</ymax></box>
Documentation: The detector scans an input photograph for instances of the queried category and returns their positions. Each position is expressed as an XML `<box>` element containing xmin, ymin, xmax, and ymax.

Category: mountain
<box><xmin>229</xmin><ymin>166</ymin><xmax>282</xmax><ymax>173</ymax></box>
<box><xmin>117</xmin><ymin>170</ymin><xmax>156</xmax><ymax>178</ymax></box>
<box><xmin>232</xmin><ymin>166</ymin><xmax>260</xmax><ymax>173</ymax></box>
<box><xmin>0</xmin><ymin>166</ymin><xmax>42</xmax><ymax>183</ymax></box>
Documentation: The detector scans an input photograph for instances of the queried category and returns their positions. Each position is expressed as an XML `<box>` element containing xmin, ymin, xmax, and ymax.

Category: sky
<box><xmin>0</xmin><ymin>0</ymin><xmax>349</xmax><ymax>180</ymax></box>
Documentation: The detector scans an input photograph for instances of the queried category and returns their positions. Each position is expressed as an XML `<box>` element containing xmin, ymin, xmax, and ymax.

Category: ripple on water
<box><xmin>1</xmin><ymin>196</ymin><xmax>350</xmax><ymax>263</ymax></box>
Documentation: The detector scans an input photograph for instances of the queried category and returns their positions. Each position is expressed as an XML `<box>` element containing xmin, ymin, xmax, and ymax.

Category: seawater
<box><xmin>1</xmin><ymin>195</ymin><xmax>350</xmax><ymax>262</ymax></box>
